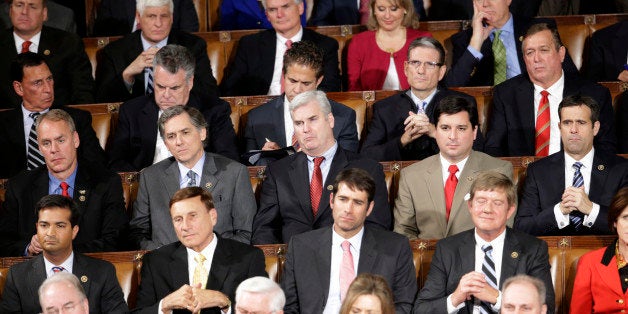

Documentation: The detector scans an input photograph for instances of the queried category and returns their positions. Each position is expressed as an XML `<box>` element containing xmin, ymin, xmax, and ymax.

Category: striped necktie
<box><xmin>492</xmin><ymin>30</ymin><xmax>507</xmax><ymax>85</ymax></box>
<box><xmin>570</xmin><ymin>162</ymin><xmax>585</xmax><ymax>230</ymax></box>
<box><xmin>27</xmin><ymin>112</ymin><xmax>45</xmax><ymax>170</ymax></box>
<box><xmin>480</xmin><ymin>245</ymin><xmax>498</xmax><ymax>313</ymax></box>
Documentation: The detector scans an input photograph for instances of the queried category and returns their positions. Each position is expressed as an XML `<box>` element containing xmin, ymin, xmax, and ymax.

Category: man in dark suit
<box><xmin>0</xmin><ymin>52</ymin><xmax>106</xmax><ymax>178</ymax></box>
<box><xmin>415</xmin><ymin>171</ymin><xmax>555</xmax><ymax>314</ymax></box>
<box><xmin>444</xmin><ymin>0</ymin><xmax>576</xmax><ymax>87</ymax></box>
<box><xmin>0</xmin><ymin>0</ymin><xmax>93</xmax><ymax>109</ymax></box>
<box><xmin>515</xmin><ymin>95</ymin><xmax>628</xmax><ymax>236</ymax></box>
<box><xmin>251</xmin><ymin>90</ymin><xmax>391</xmax><ymax>245</ymax></box>
<box><xmin>586</xmin><ymin>20</ymin><xmax>628</xmax><ymax>82</ymax></box>
<box><xmin>93</xmin><ymin>0</ymin><xmax>199</xmax><ymax>36</ymax></box>
<box><xmin>134</xmin><ymin>187</ymin><xmax>267</xmax><ymax>313</ymax></box>
<box><xmin>485</xmin><ymin>23</ymin><xmax>616</xmax><ymax>157</ymax></box>
<box><xmin>361</xmin><ymin>36</ymin><xmax>483</xmax><ymax>161</ymax></box>
<box><xmin>281</xmin><ymin>168</ymin><xmax>417</xmax><ymax>313</ymax></box>
<box><xmin>95</xmin><ymin>0</ymin><xmax>217</xmax><ymax>103</ymax></box>
<box><xmin>242</xmin><ymin>40</ymin><xmax>357</xmax><ymax>165</ymax></box>
<box><xmin>0</xmin><ymin>195</ymin><xmax>128</xmax><ymax>313</ymax></box>
<box><xmin>220</xmin><ymin>0</ymin><xmax>340</xmax><ymax>96</ymax></box>
<box><xmin>0</xmin><ymin>0</ymin><xmax>76</xmax><ymax>33</ymax></box>
<box><xmin>0</xmin><ymin>109</ymin><xmax>129</xmax><ymax>257</ymax></box>
<box><xmin>107</xmin><ymin>45</ymin><xmax>238</xmax><ymax>171</ymax></box>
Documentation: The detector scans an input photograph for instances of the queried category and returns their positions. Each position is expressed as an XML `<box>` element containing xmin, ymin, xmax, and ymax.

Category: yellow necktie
<box><xmin>193</xmin><ymin>254</ymin><xmax>208</xmax><ymax>289</ymax></box>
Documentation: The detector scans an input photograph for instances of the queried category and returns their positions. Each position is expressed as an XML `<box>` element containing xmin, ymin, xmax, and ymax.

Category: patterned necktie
<box><xmin>535</xmin><ymin>90</ymin><xmax>551</xmax><ymax>157</ymax></box>
<box><xmin>339</xmin><ymin>241</ymin><xmax>355</xmax><ymax>301</ymax></box>
<box><xmin>570</xmin><ymin>162</ymin><xmax>585</xmax><ymax>230</ymax></box>
<box><xmin>21</xmin><ymin>40</ymin><xmax>32</xmax><ymax>53</ymax></box>
<box><xmin>480</xmin><ymin>245</ymin><xmax>498</xmax><ymax>313</ymax></box>
<box><xmin>310</xmin><ymin>157</ymin><xmax>325</xmax><ymax>216</ymax></box>
<box><xmin>145</xmin><ymin>67</ymin><xmax>154</xmax><ymax>95</ymax></box>
<box><xmin>60</xmin><ymin>182</ymin><xmax>70</xmax><ymax>198</ymax></box>
<box><xmin>291</xmin><ymin>132</ymin><xmax>300</xmax><ymax>151</ymax></box>
<box><xmin>492</xmin><ymin>30</ymin><xmax>507</xmax><ymax>85</ymax></box>
<box><xmin>359</xmin><ymin>0</ymin><xmax>370</xmax><ymax>24</ymax></box>
<box><xmin>27</xmin><ymin>112</ymin><xmax>45</xmax><ymax>170</ymax></box>
<box><xmin>418</xmin><ymin>101</ymin><xmax>427</xmax><ymax>114</ymax></box>
<box><xmin>187</xmin><ymin>170</ymin><xmax>197</xmax><ymax>187</ymax></box>
<box><xmin>193</xmin><ymin>254</ymin><xmax>208</xmax><ymax>289</ymax></box>
<box><xmin>51</xmin><ymin>266</ymin><xmax>65</xmax><ymax>273</ymax></box>
<box><xmin>444</xmin><ymin>165</ymin><xmax>459</xmax><ymax>222</ymax></box>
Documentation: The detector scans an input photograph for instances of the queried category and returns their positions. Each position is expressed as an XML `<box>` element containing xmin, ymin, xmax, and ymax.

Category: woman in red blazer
<box><xmin>571</xmin><ymin>187</ymin><xmax>628</xmax><ymax>313</ymax></box>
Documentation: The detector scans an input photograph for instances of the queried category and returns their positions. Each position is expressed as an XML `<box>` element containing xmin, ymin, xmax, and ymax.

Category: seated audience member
<box><xmin>427</xmin><ymin>0</ymin><xmax>541</xmax><ymax>21</ymax></box>
<box><xmin>93</xmin><ymin>0</ymin><xmax>199</xmax><ymax>36</ymax></box>
<box><xmin>616</xmin><ymin>91</ymin><xmax>628</xmax><ymax>153</ymax></box>
<box><xmin>309</xmin><ymin>0</ymin><xmax>427</xmax><ymax>25</ymax></box>
<box><xmin>281</xmin><ymin>168</ymin><xmax>417</xmax><ymax>313</ymax></box>
<box><xmin>339</xmin><ymin>273</ymin><xmax>396</xmax><ymax>314</ymax></box>
<box><xmin>0</xmin><ymin>52</ymin><xmax>106</xmax><ymax>178</ymax></box>
<box><xmin>444</xmin><ymin>0</ymin><xmax>576</xmax><ymax>87</ymax></box>
<box><xmin>243</xmin><ymin>40</ymin><xmax>358</xmax><ymax>165</ymax></box>
<box><xmin>0</xmin><ymin>195</ymin><xmax>128</xmax><ymax>313</ymax></box>
<box><xmin>220</xmin><ymin>0</ymin><xmax>340</xmax><ymax>96</ymax></box>
<box><xmin>570</xmin><ymin>187</ymin><xmax>628</xmax><ymax>313</ymax></box>
<box><xmin>346</xmin><ymin>0</ymin><xmax>431</xmax><ymax>91</ymax></box>
<box><xmin>38</xmin><ymin>273</ymin><xmax>90</xmax><ymax>314</ymax></box>
<box><xmin>414</xmin><ymin>171</ymin><xmax>555</xmax><ymax>314</ymax></box>
<box><xmin>515</xmin><ymin>95</ymin><xmax>628</xmax><ymax>236</ymax></box>
<box><xmin>394</xmin><ymin>95</ymin><xmax>513</xmax><ymax>240</ymax></box>
<box><xmin>0</xmin><ymin>0</ymin><xmax>94</xmax><ymax>109</ymax></box>
<box><xmin>0</xmin><ymin>110</ymin><xmax>129</xmax><ymax>257</ymax></box>
<box><xmin>586</xmin><ymin>20</ymin><xmax>628</xmax><ymax>82</ymax></box>
<box><xmin>130</xmin><ymin>105</ymin><xmax>256</xmax><ymax>249</ymax></box>
<box><xmin>361</xmin><ymin>37</ymin><xmax>483</xmax><ymax>161</ymax></box>
<box><xmin>501</xmin><ymin>275</ymin><xmax>548</xmax><ymax>314</ymax></box>
<box><xmin>252</xmin><ymin>91</ymin><xmax>391</xmax><ymax>244</ymax></box>
<box><xmin>0</xmin><ymin>0</ymin><xmax>76</xmax><ymax>33</ymax></box>
<box><xmin>235</xmin><ymin>276</ymin><xmax>286</xmax><ymax>314</ymax></box>
<box><xmin>95</xmin><ymin>0</ymin><xmax>217</xmax><ymax>103</ymax></box>
<box><xmin>220</xmin><ymin>0</ymin><xmax>307</xmax><ymax>30</ymax></box>
<box><xmin>485</xmin><ymin>23</ymin><xmax>616</xmax><ymax>157</ymax></box>
<box><xmin>108</xmin><ymin>44</ymin><xmax>238</xmax><ymax>171</ymax></box>
<box><xmin>134</xmin><ymin>187</ymin><xmax>267</xmax><ymax>313</ymax></box>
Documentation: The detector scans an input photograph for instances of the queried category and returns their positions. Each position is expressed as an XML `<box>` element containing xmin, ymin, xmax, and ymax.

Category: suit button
<box><xmin>560</xmin><ymin>222</ymin><xmax>565</xmax><ymax>227</ymax></box>
<box><xmin>587</xmin><ymin>222</ymin><xmax>592</xmax><ymax>226</ymax></box>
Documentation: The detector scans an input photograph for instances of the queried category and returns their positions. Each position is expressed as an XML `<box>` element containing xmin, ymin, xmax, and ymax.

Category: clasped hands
<box><xmin>559</xmin><ymin>186</ymin><xmax>593</xmax><ymax>215</ymax></box>
<box><xmin>161</xmin><ymin>284</ymin><xmax>230</xmax><ymax>314</ymax></box>
<box><xmin>401</xmin><ymin>111</ymin><xmax>434</xmax><ymax>146</ymax></box>
<box><xmin>451</xmin><ymin>271</ymin><xmax>499</xmax><ymax>308</ymax></box>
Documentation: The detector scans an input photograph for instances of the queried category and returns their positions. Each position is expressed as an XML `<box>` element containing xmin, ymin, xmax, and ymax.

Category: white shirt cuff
<box><xmin>447</xmin><ymin>294</ymin><xmax>465</xmax><ymax>313</ymax></box>
<box><xmin>554</xmin><ymin>203</ymin><xmax>570</xmax><ymax>229</ymax></box>
<box><xmin>158</xmin><ymin>299</ymin><xmax>172</xmax><ymax>314</ymax></box>
<box><xmin>582</xmin><ymin>202</ymin><xmax>600</xmax><ymax>228</ymax></box>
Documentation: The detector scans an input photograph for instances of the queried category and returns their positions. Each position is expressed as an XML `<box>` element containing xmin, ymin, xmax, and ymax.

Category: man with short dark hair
<box><xmin>515</xmin><ymin>95</ymin><xmax>628</xmax><ymax>235</ymax></box>
<box><xmin>0</xmin><ymin>194</ymin><xmax>128</xmax><ymax>313</ymax></box>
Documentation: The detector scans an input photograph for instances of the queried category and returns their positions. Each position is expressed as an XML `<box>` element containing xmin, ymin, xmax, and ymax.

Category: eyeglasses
<box><xmin>406</xmin><ymin>60</ymin><xmax>443</xmax><ymax>70</ymax></box>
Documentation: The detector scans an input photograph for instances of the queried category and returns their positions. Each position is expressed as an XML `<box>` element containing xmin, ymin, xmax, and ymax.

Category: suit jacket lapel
<box><xmin>8</xmin><ymin>109</ymin><xmax>27</xmax><ymax>162</ymax></box>
<box><xmin>28</xmin><ymin>256</ymin><xmax>47</xmax><ymax>301</ymax></box>
<box><xmin>448</xmin><ymin>152</ymin><xmax>478</xmax><ymax>231</ymax></box>
<box><xmin>260</xmin><ymin>31</ymin><xmax>277</xmax><ymax>86</ymax></box>
<box><xmin>142</xmin><ymin>99</ymin><xmax>160</xmax><ymax>157</ymax></box>
<box><xmin>162</xmin><ymin>159</ymin><xmax>183</xmax><ymax>197</ymax></box>
<box><xmin>459</xmin><ymin>231</ymin><xmax>476</xmax><ymax>275</ymax></box>
<box><xmin>73</xmin><ymin>165</ymin><xmax>91</xmax><ymax>217</ymax></box>
<box><xmin>32</xmin><ymin>169</ymin><xmax>51</xmax><ymax>215</ymax></box>
<box><xmin>513</xmin><ymin>16</ymin><xmax>527</xmax><ymax>72</ymax></box>
<box><xmin>169</xmin><ymin>243</ymin><xmax>190</xmax><ymax>288</ymax></box>
<box><xmin>288</xmin><ymin>153</ymin><xmax>313</xmax><ymax>222</ymax></box>
<box><xmin>548</xmin><ymin>153</ymin><xmax>567</xmax><ymax>197</ymax></box>
<box><xmin>315</xmin><ymin>228</ymin><xmax>333</xmax><ymax>302</ymax></box>
<box><xmin>596</xmin><ymin>254</ymin><xmax>625</xmax><ymax>296</ymax></box>
<box><xmin>500</xmin><ymin>229</ymin><xmax>522</xmax><ymax>287</ymax></box>
<box><xmin>426</xmin><ymin>157</ymin><xmax>448</xmax><ymax>233</ymax></box>
<box><xmin>517</xmin><ymin>77</ymin><xmax>536</xmax><ymax>151</ymax></box>
<box><xmin>317</xmin><ymin>148</ymin><xmax>349</xmax><ymax>222</ymax></box>
<box><xmin>357</xmin><ymin>228</ymin><xmax>377</xmax><ymax>273</ymax></box>
<box><xmin>589</xmin><ymin>152</ymin><xmax>608</xmax><ymax>201</ymax></box>
<box><xmin>207</xmin><ymin>238</ymin><xmax>230</xmax><ymax>291</ymax></box>
<box><xmin>200</xmin><ymin>154</ymin><xmax>218</xmax><ymax>193</ymax></box>
<box><xmin>273</xmin><ymin>97</ymin><xmax>287</xmax><ymax>147</ymax></box>
<box><xmin>73</xmin><ymin>254</ymin><xmax>92</xmax><ymax>295</ymax></box>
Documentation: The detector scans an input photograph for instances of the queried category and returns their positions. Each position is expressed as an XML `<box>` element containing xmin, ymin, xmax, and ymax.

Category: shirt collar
<box><xmin>408</xmin><ymin>88</ymin><xmax>438</xmax><ymax>108</ymax></box>
<box><xmin>307</xmin><ymin>142</ymin><xmax>338</xmax><ymax>162</ymax></box>
<box><xmin>43</xmin><ymin>251</ymin><xmax>74</xmax><ymax>275</ymax></box>
<box><xmin>48</xmin><ymin>163</ymin><xmax>78</xmax><ymax>188</ymax></box>
<box><xmin>439</xmin><ymin>153</ymin><xmax>470</xmax><ymax>171</ymax></box>
<box><xmin>141</xmin><ymin>34</ymin><xmax>168</xmax><ymax>51</ymax></box>
<box><xmin>331</xmin><ymin>225</ymin><xmax>365</xmax><ymax>251</ymax></box>
<box><xmin>13</xmin><ymin>31</ymin><xmax>41</xmax><ymax>51</ymax></box>
<box><xmin>276</xmin><ymin>27</ymin><xmax>303</xmax><ymax>43</ymax></box>
<box><xmin>178</xmin><ymin>152</ymin><xmax>206</xmax><ymax>181</ymax></box>
<box><xmin>533</xmin><ymin>71</ymin><xmax>565</xmax><ymax>95</ymax></box>
<box><xmin>21</xmin><ymin>105</ymin><xmax>49</xmax><ymax>120</ymax></box>
<box><xmin>474</xmin><ymin>227</ymin><xmax>507</xmax><ymax>248</ymax></box>
<box><xmin>564</xmin><ymin>147</ymin><xmax>595</xmax><ymax>168</ymax></box>
<box><xmin>186</xmin><ymin>232</ymin><xmax>218</xmax><ymax>259</ymax></box>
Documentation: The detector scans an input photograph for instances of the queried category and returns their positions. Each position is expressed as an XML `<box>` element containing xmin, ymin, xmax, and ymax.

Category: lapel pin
<box><xmin>205</xmin><ymin>182</ymin><xmax>212</xmax><ymax>189</ymax></box>
<box><xmin>80</xmin><ymin>275</ymin><xmax>88</xmax><ymax>283</ymax></box>
<box><xmin>519</xmin><ymin>36</ymin><xmax>523</xmax><ymax>42</ymax></box>
<box><xmin>466</xmin><ymin>176</ymin><xmax>473</xmax><ymax>181</ymax></box>
<box><xmin>327</xmin><ymin>185</ymin><xmax>333</xmax><ymax>191</ymax></box>
<box><xmin>43</xmin><ymin>49</ymin><xmax>50</xmax><ymax>56</ymax></box>
<box><xmin>79</xmin><ymin>196</ymin><xmax>86</xmax><ymax>202</ymax></box>
<box><xmin>598</xmin><ymin>165</ymin><xmax>605</xmax><ymax>171</ymax></box>
<box><xmin>511</xmin><ymin>251</ymin><xmax>519</xmax><ymax>259</ymax></box>
<box><xmin>79</xmin><ymin>190</ymin><xmax>86</xmax><ymax>195</ymax></box>
<box><xmin>463</xmin><ymin>193</ymin><xmax>470</xmax><ymax>201</ymax></box>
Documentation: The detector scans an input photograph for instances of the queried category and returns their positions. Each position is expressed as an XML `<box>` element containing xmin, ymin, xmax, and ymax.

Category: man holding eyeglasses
<box><xmin>361</xmin><ymin>37</ymin><xmax>484</xmax><ymax>161</ymax></box>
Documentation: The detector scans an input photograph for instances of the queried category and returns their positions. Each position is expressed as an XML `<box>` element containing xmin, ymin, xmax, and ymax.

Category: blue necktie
<box><xmin>570</xmin><ymin>162</ymin><xmax>585</xmax><ymax>230</ymax></box>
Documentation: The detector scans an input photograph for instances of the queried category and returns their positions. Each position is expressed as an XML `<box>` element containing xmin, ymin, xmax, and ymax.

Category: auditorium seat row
<box><xmin>82</xmin><ymin>14</ymin><xmax>628</xmax><ymax>84</ymax></box>
<box><xmin>0</xmin><ymin>235</ymin><xmax>615</xmax><ymax>313</ymax></box>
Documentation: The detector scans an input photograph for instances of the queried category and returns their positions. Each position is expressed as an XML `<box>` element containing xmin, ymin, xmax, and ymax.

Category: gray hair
<box><xmin>158</xmin><ymin>105</ymin><xmax>208</xmax><ymax>139</ymax></box>
<box><xmin>260</xmin><ymin>0</ymin><xmax>302</xmax><ymax>9</ymax></box>
<box><xmin>38</xmin><ymin>273</ymin><xmax>87</xmax><ymax>306</ymax></box>
<box><xmin>235</xmin><ymin>276</ymin><xmax>285</xmax><ymax>312</ymax></box>
<box><xmin>153</xmin><ymin>44</ymin><xmax>195</xmax><ymax>81</ymax></box>
<box><xmin>407</xmin><ymin>36</ymin><xmax>446</xmax><ymax>65</ymax></box>
<box><xmin>136</xmin><ymin>0</ymin><xmax>174</xmax><ymax>16</ymax></box>
<box><xmin>289</xmin><ymin>90</ymin><xmax>332</xmax><ymax>118</ymax></box>
<box><xmin>502</xmin><ymin>274</ymin><xmax>547</xmax><ymax>305</ymax></box>
<box><xmin>36</xmin><ymin>109</ymin><xmax>77</xmax><ymax>133</ymax></box>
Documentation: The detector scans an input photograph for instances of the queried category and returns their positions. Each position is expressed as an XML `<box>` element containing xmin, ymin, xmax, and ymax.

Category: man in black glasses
<box><xmin>361</xmin><ymin>36</ymin><xmax>484</xmax><ymax>161</ymax></box>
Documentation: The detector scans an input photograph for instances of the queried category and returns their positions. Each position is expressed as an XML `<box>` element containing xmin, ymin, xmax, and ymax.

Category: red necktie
<box><xmin>359</xmin><ymin>0</ymin><xmax>370</xmax><ymax>24</ymax></box>
<box><xmin>291</xmin><ymin>132</ymin><xmax>300</xmax><ymax>151</ymax></box>
<box><xmin>444</xmin><ymin>165</ymin><xmax>459</xmax><ymax>222</ymax></box>
<box><xmin>60</xmin><ymin>182</ymin><xmax>70</xmax><ymax>198</ymax></box>
<box><xmin>310</xmin><ymin>157</ymin><xmax>325</xmax><ymax>216</ymax></box>
<box><xmin>21</xmin><ymin>41</ymin><xmax>32</xmax><ymax>53</ymax></box>
<box><xmin>280</xmin><ymin>40</ymin><xmax>293</xmax><ymax>94</ymax></box>
<box><xmin>51</xmin><ymin>266</ymin><xmax>65</xmax><ymax>273</ymax></box>
<box><xmin>535</xmin><ymin>90</ymin><xmax>551</xmax><ymax>157</ymax></box>
<box><xmin>339</xmin><ymin>241</ymin><xmax>355</xmax><ymax>300</ymax></box>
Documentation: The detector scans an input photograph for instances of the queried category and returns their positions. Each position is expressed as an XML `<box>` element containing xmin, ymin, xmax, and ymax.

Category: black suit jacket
<box><xmin>281</xmin><ymin>227</ymin><xmax>417</xmax><ymax>314</ymax></box>
<box><xmin>485</xmin><ymin>73</ymin><xmax>616</xmax><ymax>156</ymax></box>
<box><xmin>220</xmin><ymin>28</ymin><xmax>341</xmax><ymax>96</ymax></box>
<box><xmin>586</xmin><ymin>21</ymin><xmax>628</xmax><ymax>81</ymax></box>
<box><xmin>308</xmin><ymin>0</ymin><xmax>359</xmax><ymax>26</ymax></box>
<box><xmin>445</xmin><ymin>16</ymin><xmax>577</xmax><ymax>87</ymax></box>
<box><xmin>0</xmin><ymin>26</ymin><xmax>94</xmax><ymax>109</ymax></box>
<box><xmin>0</xmin><ymin>106</ymin><xmax>107</xmax><ymax>178</ymax></box>
<box><xmin>616</xmin><ymin>91</ymin><xmax>628</xmax><ymax>153</ymax></box>
<box><xmin>414</xmin><ymin>228</ymin><xmax>555</xmax><ymax>314</ymax></box>
<box><xmin>515</xmin><ymin>151</ymin><xmax>628</xmax><ymax>235</ymax></box>
<box><xmin>251</xmin><ymin>147</ymin><xmax>391</xmax><ymax>244</ymax></box>
<box><xmin>107</xmin><ymin>93</ymin><xmax>238</xmax><ymax>171</ymax></box>
<box><xmin>133</xmin><ymin>238</ymin><xmax>267</xmax><ymax>314</ymax></box>
<box><xmin>95</xmin><ymin>30</ymin><xmax>217</xmax><ymax>103</ymax></box>
<box><xmin>0</xmin><ymin>162</ymin><xmax>129</xmax><ymax>257</ymax></box>
<box><xmin>360</xmin><ymin>88</ymin><xmax>484</xmax><ymax>161</ymax></box>
<box><xmin>242</xmin><ymin>96</ymin><xmax>358</xmax><ymax>156</ymax></box>
<box><xmin>0</xmin><ymin>253</ymin><xmax>128</xmax><ymax>314</ymax></box>
<box><xmin>93</xmin><ymin>0</ymin><xmax>199</xmax><ymax>36</ymax></box>
<box><xmin>427</xmin><ymin>0</ymin><xmax>541</xmax><ymax>21</ymax></box>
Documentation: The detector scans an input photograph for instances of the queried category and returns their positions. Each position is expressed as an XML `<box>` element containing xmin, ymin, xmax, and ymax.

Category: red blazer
<box><xmin>571</xmin><ymin>242</ymin><xmax>628</xmax><ymax>313</ymax></box>
<box><xmin>346</xmin><ymin>28</ymin><xmax>432</xmax><ymax>91</ymax></box>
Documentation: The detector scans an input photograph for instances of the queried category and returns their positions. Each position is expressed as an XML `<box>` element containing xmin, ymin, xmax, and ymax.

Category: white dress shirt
<box><xmin>307</xmin><ymin>142</ymin><xmax>338</xmax><ymax>185</ymax></box>
<box><xmin>43</xmin><ymin>252</ymin><xmax>74</xmax><ymax>278</ymax></box>
<box><xmin>283</xmin><ymin>95</ymin><xmax>295</xmax><ymax>146</ymax></box>
<box><xmin>13</xmin><ymin>31</ymin><xmax>41</xmax><ymax>53</ymax></box>
<box><xmin>323</xmin><ymin>227</ymin><xmax>364</xmax><ymax>314</ymax></box>
<box><xmin>177</xmin><ymin>153</ymin><xmax>206</xmax><ymax>188</ymax></box>
<box><xmin>439</xmin><ymin>154</ymin><xmax>469</xmax><ymax>186</ymax></box>
<box><xmin>153</xmin><ymin>109</ymin><xmax>173</xmax><ymax>164</ymax></box>
<box><xmin>533</xmin><ymin>72</ymin><xmax>564</xmax><ymax>155</ymax></box>
<box><xmin>268</xmin><ymin>28</ymin><xmax>303</xmax><ymax>95</ymax></box>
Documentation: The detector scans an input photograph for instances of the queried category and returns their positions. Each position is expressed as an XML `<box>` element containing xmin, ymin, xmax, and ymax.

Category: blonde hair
<box><xmin>366</xmin><ymin>0</ymin><xmax>420</xmax><ymax>30</ymax></box>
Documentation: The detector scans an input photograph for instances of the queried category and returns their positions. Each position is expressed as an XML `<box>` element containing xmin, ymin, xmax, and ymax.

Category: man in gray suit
<box><xmin>394</xmin><ymin>95</ymin><xmax>513</xmax><ymax>240</ymax></box>
<box><xmin>281</xmin><ymin>168</ymin><xmax>417</xmax><ymax>314</ymax></box>
<box><xmin>129</xmin><ymin>105</ymin><xmax>256</xmax><ymax>249</ymax></box>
